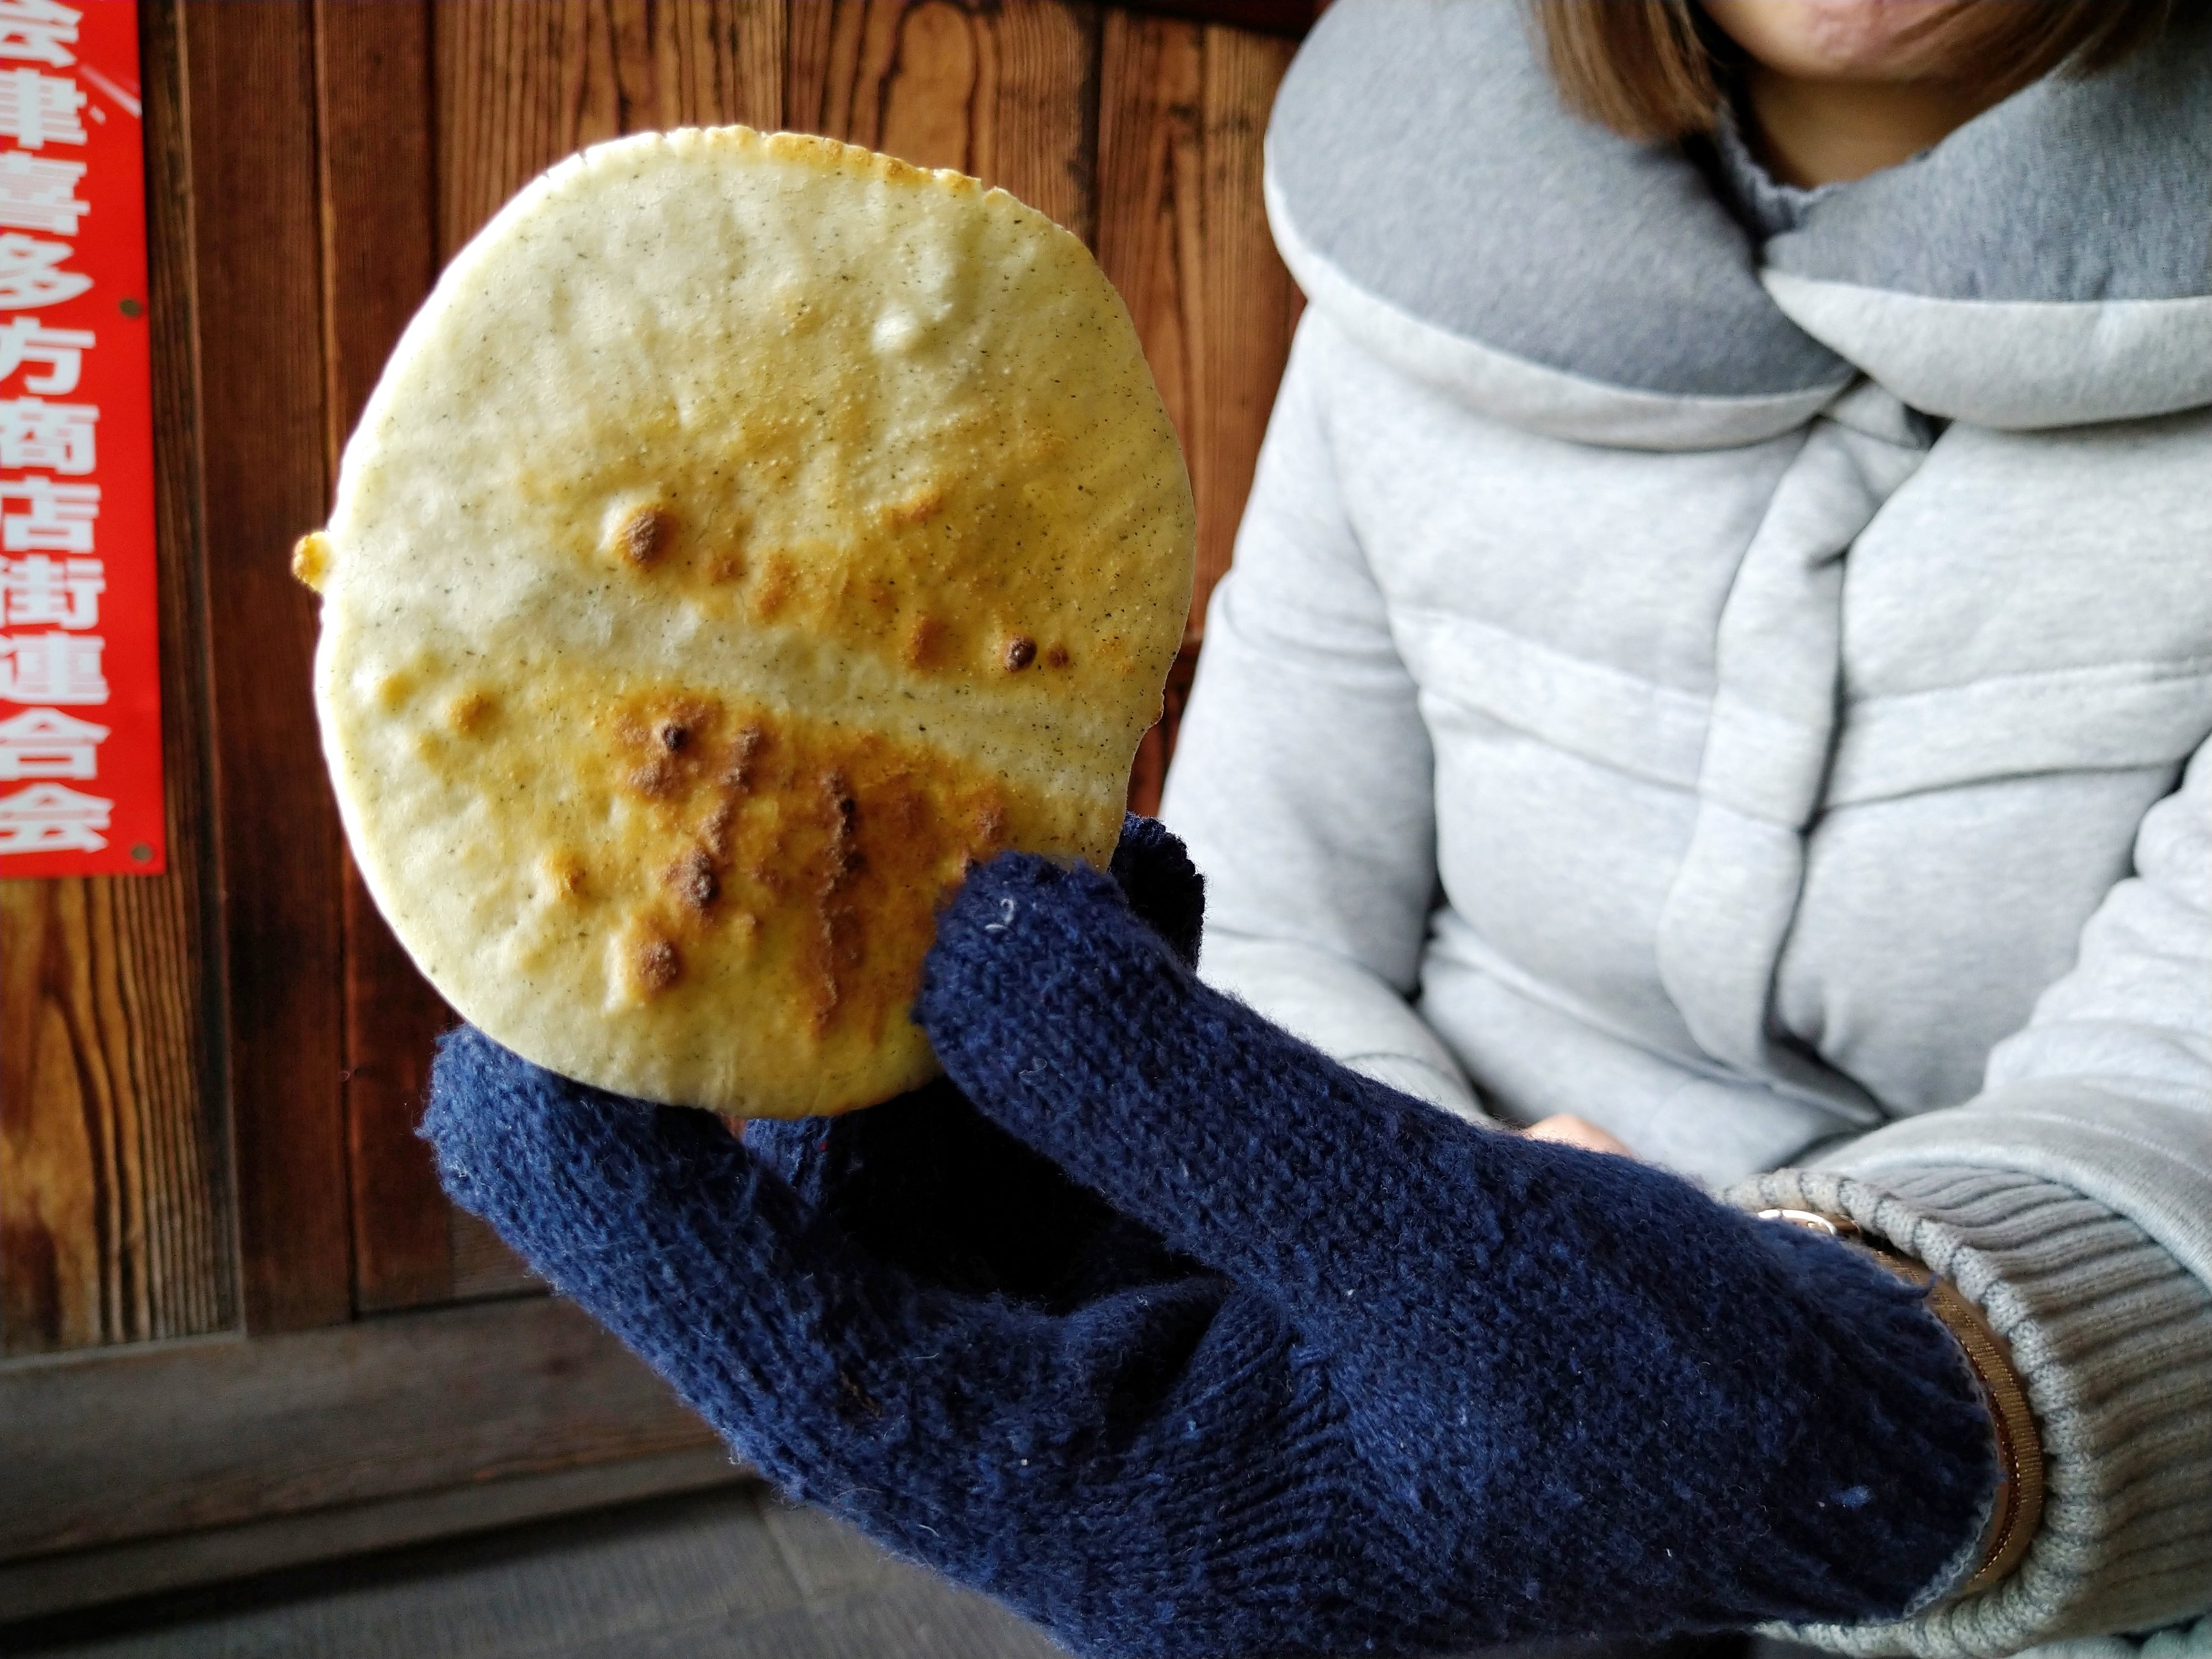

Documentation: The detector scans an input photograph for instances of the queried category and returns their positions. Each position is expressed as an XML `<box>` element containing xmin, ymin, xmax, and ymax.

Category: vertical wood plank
<box><xmin>1095</xmin><ymin>12</ymin><xmax>1298</xmax><ymax>809</ymax></box>
<box><xmin>439</xmin><ymin>1</ymin><xmax>785</xmax><ymax>259</ymax></box>
<box><xmin>653</xmin><ymin>0</ymin><xmax>787</xmax><ymax>129</ymax></box>
<box><xmin>786</xmin><ymin>0</ymin><xmax>1101</xmax><ymax>244</ymax></box>
<box><xmin>436</xmin><ymin>1</ymin><xmax>624</xmax><ymax>257</ymax></box>
<box><xmin>0</xmin><ymin>881</ymin><xmax>227</xmax><ymax>1354</ymax></box>
<box><xmin>184</xmin><ymin>0</ymin><xmax>352</xmax><ymax>1332</ymax></box>
<box><xmin>312</xmin><ymin>0</ymin><xmax>455</xmax><ymax>1313</ymax></box>
<box><xmin>0</xmin><ymin>0</ymin><xmax>238</xmax><ymax>1355</ymax></box>
<box><xmin>1095</xmin><ymin>10</ymin><xmax>1296</xmax><ymax>633</ymax></box>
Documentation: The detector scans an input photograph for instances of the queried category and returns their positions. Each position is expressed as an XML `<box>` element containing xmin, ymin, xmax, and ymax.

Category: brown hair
<box><xmin>1530</xmin><ymin>1</ymin><xmax>2189</xmax><ymax>142</ymax></box>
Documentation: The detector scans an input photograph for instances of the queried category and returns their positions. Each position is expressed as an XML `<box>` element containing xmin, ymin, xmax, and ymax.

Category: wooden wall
<box><xmin>1</xmin><ymin>0</ymin><xmax>1306</xmax><ymax>1616</ymax></box>
<box><xmin>1</xmin><ymin>0</ymin><xmax>1302</xmax><ymax>1361</ymax></box>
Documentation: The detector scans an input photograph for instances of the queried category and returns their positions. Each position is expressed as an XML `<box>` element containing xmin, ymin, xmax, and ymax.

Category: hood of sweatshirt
<box><xmin>1265</xmin><ymin>0</ymin><xmax>2212</xmax><ymax>448</ymax></box>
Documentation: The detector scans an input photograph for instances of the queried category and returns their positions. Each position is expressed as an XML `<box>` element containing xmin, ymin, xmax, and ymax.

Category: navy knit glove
<box><xmin>423</xmin><ymin>819</ymin><xmax>1996</xmax><ymax>1658</ymax></box>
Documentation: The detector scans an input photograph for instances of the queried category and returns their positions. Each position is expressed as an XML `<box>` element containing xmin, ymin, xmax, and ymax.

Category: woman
<box><xmin>425</xmin><ymin>4</ymin><xmax>2212</xmax><ymax>1656</ymax></box>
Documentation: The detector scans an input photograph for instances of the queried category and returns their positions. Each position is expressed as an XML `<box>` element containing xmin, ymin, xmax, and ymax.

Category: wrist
<box><xmin>1759</xmin><ymin>1207</ymin><xmax>2044</xmax><ymax>1599</ymax></box>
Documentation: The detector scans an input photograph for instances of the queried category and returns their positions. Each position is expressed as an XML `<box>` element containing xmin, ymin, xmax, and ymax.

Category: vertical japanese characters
<box><xmin>0</xmin><ymin>0</ymin><xmax>161</xmax><ymax>874</ymax></box>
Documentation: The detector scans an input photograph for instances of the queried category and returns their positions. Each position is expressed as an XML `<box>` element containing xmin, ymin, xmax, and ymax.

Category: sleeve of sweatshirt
<box><xmin>1728</xmin><ymin>739</ymin><xmax>2212</xmax><ymax>1658</ymax></box>
<box><xmin>1159</xmin><ymin>316</ymin><xmax>1480</xmax><ymax>1120</ymax></box>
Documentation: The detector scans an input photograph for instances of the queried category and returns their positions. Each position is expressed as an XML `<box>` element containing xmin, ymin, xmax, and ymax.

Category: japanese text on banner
<box><xmin>0</xmin><ymin>0</ymin><xmax>162</xmax><ymax>876</ymax></box>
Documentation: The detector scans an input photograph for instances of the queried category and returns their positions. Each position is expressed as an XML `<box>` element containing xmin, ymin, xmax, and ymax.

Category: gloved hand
<box><xmin>424</xmin><ymin>817</ymin><xmax>1996</xmax><ymax>1658</ymax></box>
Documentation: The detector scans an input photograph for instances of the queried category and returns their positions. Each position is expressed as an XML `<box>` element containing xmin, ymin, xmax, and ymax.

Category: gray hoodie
<box><xmin>1159</xmin><ymin>5</ymin><xmax>2212</xmax><ymax>1655</ymax></box>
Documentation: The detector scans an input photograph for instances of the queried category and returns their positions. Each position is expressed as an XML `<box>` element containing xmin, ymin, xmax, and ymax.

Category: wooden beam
<box><xmin>0</xmin><ymin>1447</ymin><xmax>743</xmax><ymax>1624</ymax></box>
<box><xmin>0</xmin><ymin>1293</ymin><xmax>720</xmax><ymax>1568</ymax></box>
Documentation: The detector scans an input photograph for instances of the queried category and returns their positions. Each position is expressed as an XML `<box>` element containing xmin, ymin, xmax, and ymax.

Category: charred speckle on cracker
<box><xmin>822</xmin><ymin>771</ymin><xmax>865</xmax><ymax>886</ymax></box>
<box><xmin>618</xmin><ymin>505</ymin><xmax>672</xmax><ymax>567</ymax></box>
<box><xmin>700</xmin><ymin>802</ymin><xmax>735</xmax><ymax>859</ymax></box>
<box><xmin>628</xmin><ymin>757</ymin><xmax>677</xmax><ymax>796</ymax></box>
<box><xmin>658</xmin><ymin>721</ymin><xmax>690</xmax><ymax>753</ymax></box>
<box><xmin>669</xmin><ymin>846</ymin><xmax>720</xmax><ymax>912</ymax></box>
<box><xmin>725</xmin><ymin>724</ymin><xmax>765</xmax><ymax>790</ymax></box>
<box><xmin>635</xmin><ymin>936</ymin><xmax>681</xmax><ymax>993</ymax></box>
<box><xmin>1004</xmin><ymin>635</ymin><xmax>1036</xmax><ymax>671</ymax></box>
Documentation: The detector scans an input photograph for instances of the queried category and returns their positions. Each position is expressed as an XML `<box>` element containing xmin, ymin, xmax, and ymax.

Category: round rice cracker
<box><xmin>300</xmin><ymin>127</ymin><xmax>1195</xmax><ymax>1118</ymax></box>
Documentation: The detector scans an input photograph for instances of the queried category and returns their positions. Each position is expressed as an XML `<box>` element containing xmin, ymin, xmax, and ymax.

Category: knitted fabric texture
<box><xmin>423</xmin><ymin>820</ymin><xmax>1996</xmax><ymax>1658</ymax></box>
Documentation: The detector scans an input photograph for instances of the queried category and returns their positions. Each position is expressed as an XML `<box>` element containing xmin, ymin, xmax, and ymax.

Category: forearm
<box><xmin>1726</xmin><ymin>1111</ymin><xmax>2212</xmax><ymax>1656</ymax></box>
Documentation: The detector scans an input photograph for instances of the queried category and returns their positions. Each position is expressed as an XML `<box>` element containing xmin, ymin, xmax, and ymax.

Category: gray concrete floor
<box><xmin>6</xmin><ymin>1484</ymin><xmax>1071</xmax><ymax>1659</ymax></box>
<box><xmin>3</xmin><ymin>1489</ymin><xmax>1809</xmax><ymax>1659</ymax></box>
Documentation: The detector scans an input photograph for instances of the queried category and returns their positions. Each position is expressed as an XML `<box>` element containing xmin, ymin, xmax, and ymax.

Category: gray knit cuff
<box><xmin>1721</xmin><ymin>1165</ymin><xmax>2212</xmax><ymax>1658</ymax></box>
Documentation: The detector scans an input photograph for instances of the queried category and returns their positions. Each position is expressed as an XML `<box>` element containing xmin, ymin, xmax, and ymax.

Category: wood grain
<box><xmin>436</xmin><ymin>0</ymin><xmax>787</xmax><ymax>273</ymax></box>
<box><xmin>0</xmin><ymin>1293</ymin><xmax>719</xmax><ymax>1563</ymax></box>
<box><xmin>0</xmin><ymin>0</ymin><xmax>237</xmax><ymax>1358</ymax></box>
<box><xmin>312</xmin><ymin>0</ymin><xmax>456</xmax><ymax>1314</ymax></box>
<box><xmin>1121</xmin><ymin>0</ymin><xmax>1323</xmax><ymax>35</ymax></box>
<box><xmin>787</xmin><ymin>0</ymin><xmax>1102</xmax><ymax>244</ymax></box>
<box><xmin>0</xmin><ymin>1447</ymin><xmax>742</xmax><ymax>1625</ymax></box>
<box><xmin>638</xmin><ymin>0</ymin><xmax>788</xmax><ymax>130</ymax></box>
<box><xmin>436</xmin><ymin>1</ymin><xmax>624</xmax><ymax>257</ymax></box>
<box><xmin>1095</xmin><ymin>9</ymin><xmax>1299</xmax><ymax>640</ymax></box>
<box><xmin>0</xmin><ymin>887</ymin><xmax>224</xmax><ymax>1355</ymax></box>
<box><xmin>183</xmin><ymin>0</ymin><xmax>352</xmax><ymax>1332</ymax></box>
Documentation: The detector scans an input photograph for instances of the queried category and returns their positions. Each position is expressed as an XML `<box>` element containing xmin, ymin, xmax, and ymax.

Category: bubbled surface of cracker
<box><xmin>311</xmin><ymin>127</ymin><xmax>1194</xmax><ymax>1117</ymax></box>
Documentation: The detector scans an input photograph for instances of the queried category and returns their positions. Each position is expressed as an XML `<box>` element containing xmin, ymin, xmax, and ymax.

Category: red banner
<box><xmin>0</xmin><ymin>0</ymin><xmax>161</xmax><ymax>877</ymax></box>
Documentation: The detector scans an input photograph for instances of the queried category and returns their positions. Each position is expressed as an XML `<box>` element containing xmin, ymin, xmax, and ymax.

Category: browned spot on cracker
<box><xmin>291</xmin><ymin>531</ymin><xmax>332</xmax><ymax>592</ymax></box>
<box><xmin>617</xmin><ymin>504</ymin><xmax>672</xmax><ymax>568</ymax></box>
<box><xmin>724</xmin><ymin>723</ymin><xmax>765</xmax><ymax>791</ymax></box>
<box><xmin>879</xmin><ymin>484</ymin><xmax>944</xmax><ymax>529</ymax></box>
<box><xmin>542</xmin><ymin>852</ymin><xmax>588</xmax><ymax>901</ymax></box>
<box><xmin>822</xmin><ymin>770</ymin><xmax>862</xmax><ymax>880</ymax></box>
<box><xmin>802</xmin><ymin>769</ymin><xmax>870</xmax><ymax>1033</ymax></box>
<box><xmin>902</xmin><ymin>613</ymin><xmax>943</xmax><ymax>670</ymax></box>
<box><xmin>627</xmin><ymin>757</ymin><xmax>678</xmax><ymax>796</ymax></box>
<box><xmin>972</xmin><ymin>804</ymin><xmax>1008</xmax><ymax>855</ymax></box>
<box><xmin>635</xmin><ymin>935</ymin><xmax>681</xmax><ymax>994</ymax></box>
<box><xmin>446</xmin><ymin>690</ymin><xmax>494</xmax><ymax>735</ymax></box>
<box><xmin>580</xmin><ymin>683</ymin><xmax>1094</xmax><ymax>1061</ymax></box>
<box><xmin>669</xmin><ymin>846</ymin><xmax>720</xmax><ymax>914</ymax></box>
<box><xmin>750</xmin><ymin>555</ymin><xmax>796</xmax><ymax>621</ymax></box>
<box><xmin>1004</xmin><ymin>635</ymin><xmax>1036</xmax><ymax>671</ymax></box>
<box><xmin>612</xmin><ymin>694</ymin><xmax>722</xmax><ymax>798</ymax></box>
<box><xmin>706</xmin><ymin>554</ymin><xmax>745</xmax><ymax>583</ymax></box>
<box><xmin>1044</xmin><ymin>644</ymin><xmax>1070</xmax><ymax>669</ymax></box>
<box><xmin>700</xmin><ymin>802</ymin><xmax>736</xmax><ymax>859</ymax></box>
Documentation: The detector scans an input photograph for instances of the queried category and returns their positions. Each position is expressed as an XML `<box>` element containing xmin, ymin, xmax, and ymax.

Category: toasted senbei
<box><xmin>304</xmin><ymin>128</ymin><xmax>1194</xmax><ymax>1117</ymax></box>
